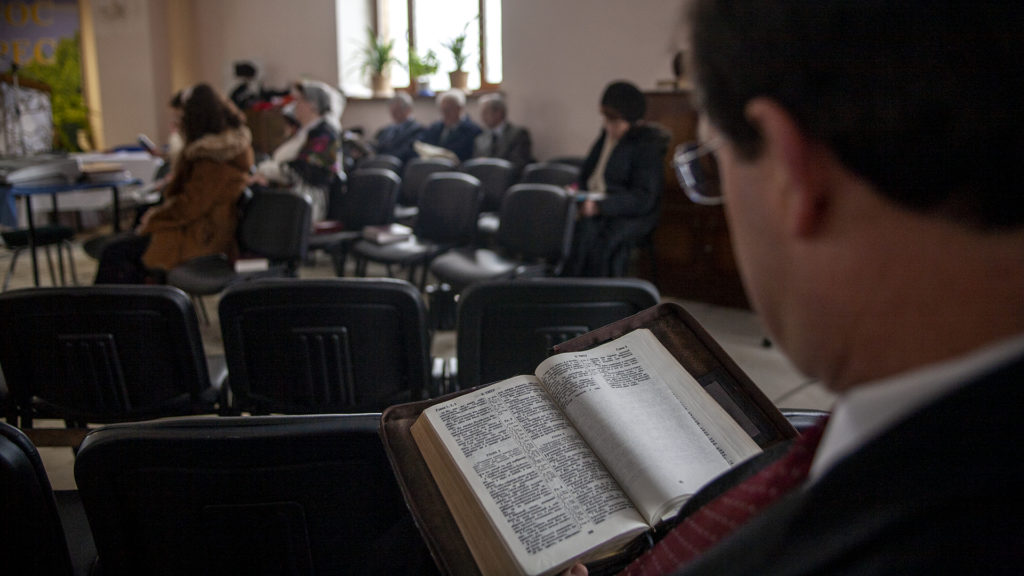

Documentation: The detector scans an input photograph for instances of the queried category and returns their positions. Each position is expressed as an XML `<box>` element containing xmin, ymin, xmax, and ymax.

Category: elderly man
<box><xmin>564</xmin><ymin>1</ymin><xmax>1024</xmax><ymax>575</ymax></box>
<box><xmin>417</xmin><ymin>89</ymin><xmax>481</xmax><ymax>162</ymax></box>
<box><xmin>373</xmin><ymin>92</ymin><xmax>424</xmax><ymax>164</ymax></box>
<box><xmin>472</xmin><ymin>93</ymin><xmax>533</xmax><ymax>173</ymax></box>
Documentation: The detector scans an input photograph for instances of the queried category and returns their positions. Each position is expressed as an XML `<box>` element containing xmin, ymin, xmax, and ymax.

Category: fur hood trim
<box><xmin>182</xmin><ymin>125</ymin><xmax>252</xmax><ymax>163</ymax></box>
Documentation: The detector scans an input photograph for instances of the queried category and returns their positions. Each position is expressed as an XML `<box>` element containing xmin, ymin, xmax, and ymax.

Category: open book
<box><xmin>410</xmin><ymin>328</ymin><xmax>763</xmax><ymax>576</ymax></box>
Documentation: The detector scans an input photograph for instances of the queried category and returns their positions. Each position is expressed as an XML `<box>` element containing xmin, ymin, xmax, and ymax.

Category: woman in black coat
<box><xmin>565</xmin><ymin>81</ymin><xmax>670</xmax><ymax>277</ymax></box>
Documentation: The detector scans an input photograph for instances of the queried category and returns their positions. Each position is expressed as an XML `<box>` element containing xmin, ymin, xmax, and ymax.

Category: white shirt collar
<box><xmin>809</xmin><ymin>331</ymin><xmax>1024</xmax><ymax>481</ymax></box>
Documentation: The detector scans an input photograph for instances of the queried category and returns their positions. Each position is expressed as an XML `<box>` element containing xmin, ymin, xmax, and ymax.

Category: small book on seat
<box><xmin>362</xmin><ymin>223</ymin><xmax>413</xmax><ymax>244</ymax></box>
<box><xmin>381</xmin><ymin>303</ymin><xmax>796</xmax><ymax>576</ymax></box>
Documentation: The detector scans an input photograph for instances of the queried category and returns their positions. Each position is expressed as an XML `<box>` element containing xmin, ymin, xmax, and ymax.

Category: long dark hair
<box><xmin>177</xmin><ymin>83</ymin><xmax>245</xmax><ymax>144</ymax></box>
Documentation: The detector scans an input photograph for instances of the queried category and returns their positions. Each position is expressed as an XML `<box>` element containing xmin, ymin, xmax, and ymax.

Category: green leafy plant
<box><xmin>359</xmin><ymin>28</ymin><xmax>400</xmax><ymax>77</ymax></box>
<box><xmin>407</xmin><ymin>48</ymin><xmax>440</xmax><ymax>80</ymax></box>
<box><xmin>18</xmin><ymin>34</ymin><xmax>91</xmax><ymax>152</ymax></box>
<box><xmin>442</xmin><ymin>21</ymin><xmax>473</xmax><ymax>72</ymax></box>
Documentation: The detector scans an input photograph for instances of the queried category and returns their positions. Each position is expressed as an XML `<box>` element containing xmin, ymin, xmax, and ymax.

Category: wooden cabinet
<box><xmin>637</xmin><ymin>91</ymin><xmax>750</xmax><ymax>309</ymax></box>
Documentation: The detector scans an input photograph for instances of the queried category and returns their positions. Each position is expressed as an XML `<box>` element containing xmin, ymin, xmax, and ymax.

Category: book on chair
<box><xmin>382</xmin><ymin>303</ymin><xmax>797</xmax><ymax>576</ymax></box>
<box><xmin>362</xmin><ymin>223</ymin><xmax>413</xmax><ymax>244</ymax></box>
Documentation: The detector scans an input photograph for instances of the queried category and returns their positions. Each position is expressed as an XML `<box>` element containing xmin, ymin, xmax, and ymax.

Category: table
<box><xmin>5</xmin><ymin>178</ymin><xmax>141</xmax><ymax>286</ymax></box>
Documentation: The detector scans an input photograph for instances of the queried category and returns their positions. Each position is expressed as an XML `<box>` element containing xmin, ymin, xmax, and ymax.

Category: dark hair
<box><xmin>179</xmin><ymin>83</ymin><xmax>245</xmax><ymax>144</ymax></box>
<box><xmin>600</xmin><ymin>81</ymin><xmax>646</xmax><ymax>124</ymax></box>
<box><xmin>689</xmin><ymin>0</ymin><xmax>1024</xmax><ymax>229</ymax></box>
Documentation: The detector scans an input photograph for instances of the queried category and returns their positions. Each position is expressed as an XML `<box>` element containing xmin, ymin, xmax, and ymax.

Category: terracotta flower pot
<box><xmin>371</xmin><ymin>73</ymin><xmax>391</xmax><ymax>97</ymax></box>
<box><xmin>449</xmin><ymin>70</ymin><xmax>468</xmax><ymax>91</ymax></box>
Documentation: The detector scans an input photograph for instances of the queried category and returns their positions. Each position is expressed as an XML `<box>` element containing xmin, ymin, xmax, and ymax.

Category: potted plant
<box><xmin>442</xmin><ymin>21</ymin><xmax>473</xmax><ymax>90</ymax></box>
<box><xmin>359</xmin><ymin>28</ymin><xmax>400</xmax><ymax>96</ymax></box>
<box><xmin>407</xmin><ymin>48</ymin><xmax>440</xmax><ymax>96</ymax></box>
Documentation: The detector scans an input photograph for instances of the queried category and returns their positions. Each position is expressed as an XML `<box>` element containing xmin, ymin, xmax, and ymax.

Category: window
<box><xmin>337</xmin><ymin>0</ymin><xmax>502</xmax><ymax>97</ymax></box>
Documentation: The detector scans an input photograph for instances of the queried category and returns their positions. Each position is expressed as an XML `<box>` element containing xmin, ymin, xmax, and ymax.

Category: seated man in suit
<box><xmin>472</xmin><ymin>93</ymin><xmax>533</xmax><ymax>175</ymax></box>
<box><xmin>564</xmin><ymin>1</ymin><xmax>1024</xmax><ymax>575</ymax></box>
<box><xmin>373</xmin><ymin>92</ymin><xmax>424</xmax><ymax>165</ymax></box>
<box><xmin>417</xmin><ymin>89</ymin><xmax>481</xmax><ymax>162</ymax></box>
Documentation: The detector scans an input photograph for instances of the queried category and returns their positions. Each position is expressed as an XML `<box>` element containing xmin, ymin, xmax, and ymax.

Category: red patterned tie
<box><xmin>621</xmin><ymin>419</ymin><xmax>828</xmax><ymax>576</ymax></box>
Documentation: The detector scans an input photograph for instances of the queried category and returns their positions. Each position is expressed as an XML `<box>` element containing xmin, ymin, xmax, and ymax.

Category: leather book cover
<box><xmin>379</xmin><ymin>302</ymin><xmax>795</xmax><ymax>575</ymax></box>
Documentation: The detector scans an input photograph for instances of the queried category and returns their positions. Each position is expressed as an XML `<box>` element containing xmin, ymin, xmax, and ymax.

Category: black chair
<box><xmin>1</xmin><ymin>421</ymin><xmax>95</xmax><ymax>576</ymax></box>
<box><xmin>394</xmin><ymin>157</ymin><xmax>457</xmax><ymax>223</ymax></box>
<box><xmin>218</xmin><ymin>278</ymin><xmax>431</xmax><ymax>414</ymax></box>
<box><xmin>353</xmin><ymin>172</ymin><xmax>481</xmax><ymax>289</ymax></box>
<box><xmin>166</xmin><ymin>189</ymin><xmax>311</xmax><ymax>322</ymax></box>
<box><xmin>2</xmin><ymin>225</ymin><xmax>78</xmax><ymax>291</ymax></box>
<box><xmin>358</xmin><ymin>153</ymin><xmax>403</xmax><ymax>175</ymax></box>
<box><xmin>429</xmin><ymin>183</ymin><xmax>576</xmax><ymax>292</ymax></box>
<box><xmin>547</xmin><ymin>155</ymin><xmax>586</xmax><ymax>169</ymax></box>
<box><xmin>459</xmin><ymin>157</ymin><xmax>516</xmax><ymax>240</ymax></box>
<box><xmin>0</xmin><ymin>285</ymin><xmax>226</xmax><ymax>441</ymax></box>
<box><xmin>306</xmin><ymin>168</ymin><xmax>401</xmax><ymax>277</ymax></box>
<box><xmin>452</xmin><ymin>278</ymin><xmax>660</xmax><ymax>391</ymax></box>
<box><xmin>74</xmin><ymin>414</ymin><xmax>438</xmax><ymax>576</ymax></box>
<box><xmin>520</xmin><ymin>161</ymin><xmax>580</xmax><ymax>187</ymax></box>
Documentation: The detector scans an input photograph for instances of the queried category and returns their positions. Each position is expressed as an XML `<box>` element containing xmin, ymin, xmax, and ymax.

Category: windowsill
<box><xmin>343</xmin><ymin>87</ymin><xmax>503</xmax><ymax>102</ymax></box>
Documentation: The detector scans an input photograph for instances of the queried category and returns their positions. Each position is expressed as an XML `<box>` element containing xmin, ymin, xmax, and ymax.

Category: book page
<box><xmin>419</xmin><ymin>375</ymin><xmax>650</xmax><ymax>576</ymax></box>
<box><xmin>536</xmin><ymin>329</ymin><xmax>762</xmax><ymax>524</ymax></box>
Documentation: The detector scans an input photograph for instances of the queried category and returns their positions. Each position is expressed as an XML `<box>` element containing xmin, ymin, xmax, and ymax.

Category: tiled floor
<box><xmin>3</xmin><ymin>230</ymin><xmax>835</xmax><ymax>490</ymax></box>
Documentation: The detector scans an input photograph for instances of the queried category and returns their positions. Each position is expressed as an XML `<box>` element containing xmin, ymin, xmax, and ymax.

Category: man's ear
<box><xmin>745</xmin><ymin>98</ymin><xmax>830</xmax><ymax>237</ymax></box>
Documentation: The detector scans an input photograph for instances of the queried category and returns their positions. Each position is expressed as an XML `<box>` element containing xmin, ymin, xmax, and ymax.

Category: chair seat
<box><xmin>394</xmin><ymin>205</ymin><xmax>418</xmax><ymax>222</ymax></box>
<box><xmin>166</xmin><ymin>254</ymin><xmax>287</xmax><ymax>296</ymax></box>
<box><xmin>307</xmin><ymin>229</ymin><xmax>361</xmax><ymax>249</ymax></box>
<box><xmin>351</xmin><ymin>237</ymin><xmax>449</xmax><ymax>265</ymax></box>
<box><xmin>430</xmin><ymin>248</ymin><xmax>547</xmax><ymax>292</ymax></box>
<box><xmin>477</xmin><ymin>212</ymin><xmax>500</xmax><ymax>236</ymax></box>
<box><xmin>1</xmin><ymin>225</ymin><xmax>75</xmax><ymax>247</ymax></box>
<box><xmin>82</xmin><ymin>231</ymin><xmax>135</xmax><ymax>260</ymax></box>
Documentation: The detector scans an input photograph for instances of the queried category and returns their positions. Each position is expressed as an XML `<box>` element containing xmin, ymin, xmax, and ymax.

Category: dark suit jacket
<box><xmin>418</xmin><ymin>117</ymin><xmax>482</xmax><ymax>162</ymax></box>
<box><xmin>473</xmin><ymin>122</ymin><xmax>533</xmax><ymax>171</ymax></box>
<box><xmin>374</xmin><ymin>118</ymin><xmax>424</xmax><ymax>164</ymax></box>
<box><xmin>669</xmin><ymin>351</ymin><xmax>1024</xmax><ymax>575</ymax></box>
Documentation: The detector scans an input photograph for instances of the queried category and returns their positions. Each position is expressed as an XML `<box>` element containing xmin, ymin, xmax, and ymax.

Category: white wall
<box><xmin>90</xmin><ymin>0</ymin><xmax>688</xmax><ymax>157</ymax></box>
<box><xmin>191</xmin><ymin>0</ymin><xmax>339</xmax><ymax>95</ymax></box>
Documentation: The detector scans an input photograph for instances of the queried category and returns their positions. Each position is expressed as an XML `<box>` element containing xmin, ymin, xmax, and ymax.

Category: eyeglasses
<box><xmin>674</xmin><ymin>140</ymin><xmax>723</xmax><ymax>205</ymax></box>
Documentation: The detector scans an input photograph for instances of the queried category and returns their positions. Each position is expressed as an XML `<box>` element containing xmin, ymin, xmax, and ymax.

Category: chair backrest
<box><xmin>339</xmin><ymin>167</ymin><xmax>401</xmax><ymax>229</ymax></box>
<box><xmin>398</xmin><ymin>157</ymin><xmax>457</xmax><ymax>208</ymax></box>
<box><xmin>456</xmin><ymin>278</ymin><xmax>660</xmax><ymax>390</ymax></box>
<box><xmin>358</xmin><ymin>154</ymin><xmax>403</xmax><ymax>174</ymax></box>
<box><xmin>239</xmin><ymin>189</ymin><xmax>311</xmax><ymax>264</ymax></box>
<box><xmin>1</xmin><ymin>422</ymin><xmax>75</xmax><ymax>576</ymax></box>
<box><xmin>218</xmin><ymin>278</ymin><xmax>431</xmax><ymax>413</ymax></box>
<box><xmin>74</xmin><ymin>414</ymin><xmax>432</xmax><ymax>575</ymax></box>
<box><xmin>496</xmin><ymin>183</ymin><xmax>576</xmax><ymax>266</ymax></box>
<box><xmin>520</xmin><ymin>161</ymin><xmax>580</xmax><ymax>187</ymax></box>
<box><xmin>546</xmin><ymin>155</ymin><xmax>586</xmax><ymax>169</ymax></box>
<box><xmin>460</xmin><ymin>157</ymin><xmax>515</xmax><ymax>213</ymax></box>
<box><xmin>0</xmin><ymin>285</ymin><xmax>217</xmax><ymax>426</ymax></box>
<box><xmin>415</xmin><ymin>172</ymin><xmax>482</xmax><ymax>245</ymax></box>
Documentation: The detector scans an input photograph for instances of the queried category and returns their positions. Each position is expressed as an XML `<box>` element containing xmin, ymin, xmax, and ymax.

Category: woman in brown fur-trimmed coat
<box><xmin>95</xmin><ymin>84</ymin><xmax>254</xmax><ymax>284</ymax></box>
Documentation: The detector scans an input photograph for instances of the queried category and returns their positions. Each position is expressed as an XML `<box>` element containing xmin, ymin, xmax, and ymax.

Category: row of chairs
<box><xmin>1</xmin><ymin>414</ymin><xmax>437</xmax><ymax>575</ymax></box>
<box><xmin>0</xmin><ymin>277</ymin><xmax>661</xmax><ymax>436</ymax></box>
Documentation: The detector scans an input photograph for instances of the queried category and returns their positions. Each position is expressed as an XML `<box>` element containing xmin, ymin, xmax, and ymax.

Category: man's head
<box><xmin>479</xmin><ymin>94</ymin><xmax>508</xmax><ymax>130</ymax></box>
<box><xmin>437</xmin><ymin>90</ymin><xmax>466</xmax><ymax>127</ymax></box>
<box><xmin>389</xmin><ymin>92</ymin><xmax>414</xmax><ymax>123</ymax></box>
<box><xmin>686</xmin><ymin>0</ymin><xmax>1024</xmax><ymax>389</ymax></box>
<box><xmin>688</xmin><ymin>0</ymin><xmax>1024</xmax><ymax>230</ymax></box>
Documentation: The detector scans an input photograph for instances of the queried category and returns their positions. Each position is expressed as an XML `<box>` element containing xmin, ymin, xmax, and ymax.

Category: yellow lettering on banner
<box><xmin>34</xmin><ymin>37</ymin><xmax>56</xmax><ymax>64</ymax></box>
<box><xmin>11</xmin><ymin>39</ymin><xmax>29</xmax><ymax>64</ymax></box>
<box><xmin>33</xmin><ymin>0</ymin><xmax>54</xmax><ymax>26</ymax></box>
<box><xmin>4</xmin><ymin>1</ymin><xmax>30</xmax><ymax>27</ymax></box>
